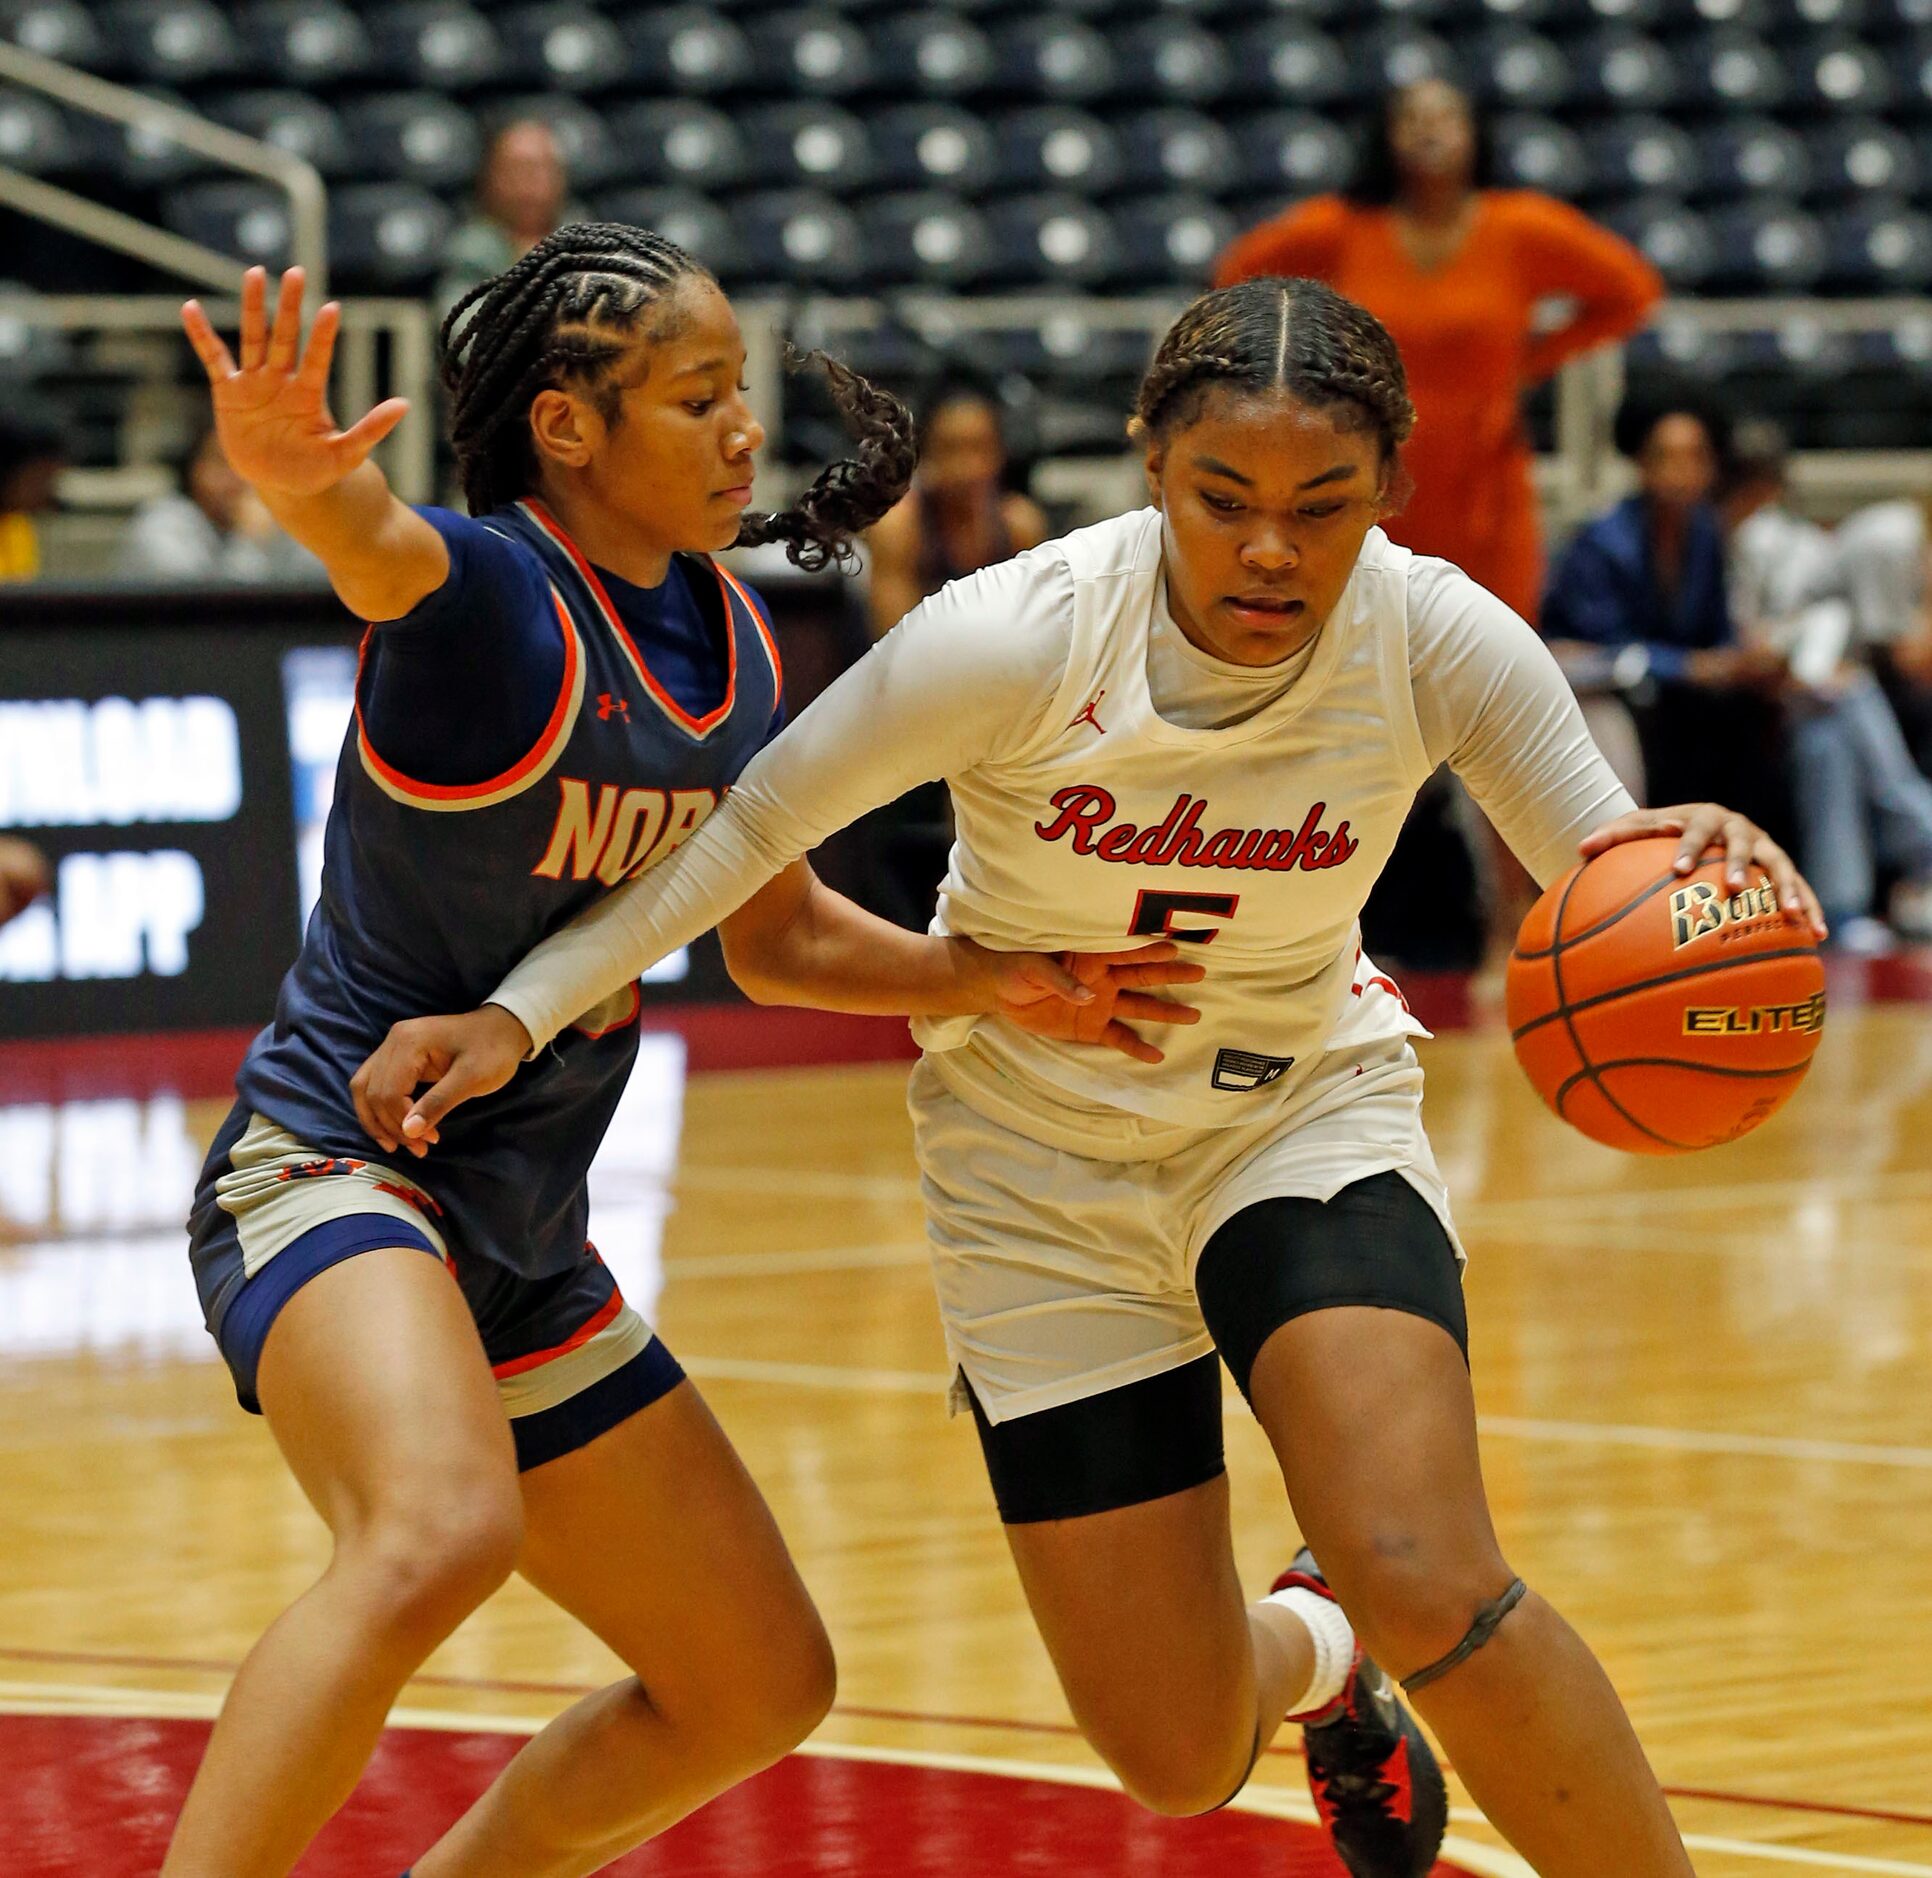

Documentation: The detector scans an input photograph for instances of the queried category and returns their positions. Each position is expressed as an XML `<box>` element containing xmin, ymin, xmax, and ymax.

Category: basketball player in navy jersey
<box><xmin>168</xmin><ymin>237</ymin><xmax>1201</xmax><ymax>1878</ymax></box>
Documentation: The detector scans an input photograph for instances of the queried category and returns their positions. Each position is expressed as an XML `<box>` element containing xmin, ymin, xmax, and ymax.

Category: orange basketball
<box><xmin>1505</xmin><ymin>836</ymin><xmax>1825</xmax><ymax>1154</ymax></box>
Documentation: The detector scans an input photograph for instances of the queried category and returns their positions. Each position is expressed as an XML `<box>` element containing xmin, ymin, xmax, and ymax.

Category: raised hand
<box><xmin>181</xmin><ymin>266</ymin><xmax>409</xmax><ymax>501</ymax></box>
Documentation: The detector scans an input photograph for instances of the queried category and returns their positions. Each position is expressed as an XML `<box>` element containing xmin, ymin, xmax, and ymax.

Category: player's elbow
<box><xmin>719</xmin><ymin>927</ymin><xmax>793</xmax><ymax>1006</ymax></box>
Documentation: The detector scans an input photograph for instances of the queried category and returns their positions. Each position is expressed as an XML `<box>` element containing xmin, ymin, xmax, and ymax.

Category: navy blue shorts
<box><xmin>188</xmin><ymin>1103</ymin><xmax>683</xmax><ymax>1471</ymax></box>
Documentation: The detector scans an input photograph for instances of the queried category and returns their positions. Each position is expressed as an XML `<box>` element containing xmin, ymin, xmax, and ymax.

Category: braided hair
<box><xmin>440</xmin><ymin>222</ymin><xmax>916</xmax><ymax>570</ymax></box>
<box><xmin>1133</xmin><ymin>277</ymin><xmax>1416</xmax><ymax>485</ymax></box>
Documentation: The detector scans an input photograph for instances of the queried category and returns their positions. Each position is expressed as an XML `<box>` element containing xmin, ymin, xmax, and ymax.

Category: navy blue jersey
<box><xmin>233</xmin><ymin>498</ymin><xmax>783</xmax><ymax>1279</ymax></box>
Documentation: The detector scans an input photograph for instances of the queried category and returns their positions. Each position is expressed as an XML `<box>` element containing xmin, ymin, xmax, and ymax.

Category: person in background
<box><xmin>1543</xmin><ymin>391</ymin><xmax>1788</xmax><ymax>828</ymax></box>
<box><xmin>0</xmin><ymin>838</ymin><xmax>49</xmax><ymax>929</ymax></box>
<box><xmin>1833</xmin><ymin>492</ymin><xmax>1932</xmax><ymax>778</ymax></box>
<box><xmin>1215</xmin><ymin>77</ymin><xmax>1660</xmax><ymax>622</ymax></box>
<box><xmin>0</xmin><ymin>403</ymin><xmax>66</xmax><ymax>582</ymax></box>
<box><xmin>864</xmin><ymin>377</ymin><xmax>1047</xmax><ymax>640</ymax></box>
<box><xmin>859</xmin><ymin>379</ymin><xmax>1048</xmax><ymax>928</ymax></box>
<box><xmin>1719</xmin><ymin>422</ymin><xmax>1932</xmax><ymax>951</ymax></box>
<box><xmin>118</xmin><ymin>422</ymin><xmax>321</xmax><ymax>583</ymax></box>
<box><xmin>434</xmin><ymin>119</ymin><xmax>574</xmax><ymax>318</ymax></box>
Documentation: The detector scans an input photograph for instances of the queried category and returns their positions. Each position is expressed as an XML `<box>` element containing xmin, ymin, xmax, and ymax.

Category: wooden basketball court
<box><xmin>3</xmin><ymin>967</ymin><xmax>1931</xmax><ymax>1874</ymax></box>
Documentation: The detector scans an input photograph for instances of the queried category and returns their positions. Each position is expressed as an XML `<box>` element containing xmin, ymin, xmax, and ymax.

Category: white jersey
<box><xmin>492</xmin><ymin>509</ymin><xmax>1631</xmax><ymax>1130</ymax></box>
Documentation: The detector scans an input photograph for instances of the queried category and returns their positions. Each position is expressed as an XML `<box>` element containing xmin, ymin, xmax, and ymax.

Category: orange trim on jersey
<box><xmin>519</xmin><ymin>499</ymin><xmax>750</xmax><ymax>739</ymax></box>
<box><xmin>489</xmin><ymin>1288</ymin><xmax>625</xmax><ymax>1380</ymax></box>
<box><xmin>356</xmin><ymin>587</ymin><xmax>584</xmax><ymax>809</ymax></box>
<box><xmin>572</xmin><ymin>980</ymin><xmax>642</xmax><ymax>1041</ymax></box>
<box><xmin>716</xmin><ymin>561</ymin><xmax>784</xmax><ymax>705</ymax></box>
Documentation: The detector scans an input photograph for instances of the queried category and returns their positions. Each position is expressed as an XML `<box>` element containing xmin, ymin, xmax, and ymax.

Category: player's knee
<box><xmin>344</xmin><ymin>1480</ymin><xmax>523</xmax><ymax>1638</ymax></box>
<box><xmin>723</xmin><ymin>1606</ymin><xmax>838</xmax><ymax>1764</ymax></box>
<box><xmin>1330</xmin><ymin>1536</ymin><xmax>1518</xmax><ymax>1682</ymax></box>
<box><xmin>1090</xmin><ymin>1721</ymin><xmax>1253</xmax><ymax>1819</ymax></box>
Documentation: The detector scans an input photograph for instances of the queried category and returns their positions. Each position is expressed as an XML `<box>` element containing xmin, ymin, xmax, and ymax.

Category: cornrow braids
<box><xmin>734</xmin><ymin>349</ymin><xmax>917</xmax><ymax>573</ymax></box>
<box><xmin>1134</xmin><ymin>277</ymin><xmax>1417</xmax><ymax>466</ymax></box>
<box><xmin>438</xmin><ymin>221</ymin><xmax>917</xmax><ymax>567</ymax></box>
<box><xmin>441</xmin><ymin>221</ymin><xmax>703</xmax><ymax>516</ymax></box>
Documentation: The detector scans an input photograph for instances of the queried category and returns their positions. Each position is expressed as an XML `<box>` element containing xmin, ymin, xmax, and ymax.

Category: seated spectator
<box><xmin>0</xmin><ymin>403</ymin><xmax>66</xmax><ymax>582</ymax></box>
<box><xmin>1834</xmin><ymin>493</ymin><xmax>1932</xmax><ymax>779</ymax></box>
<box><xmin>435</xmin><ymin>120</ymin><xmax>575</xmax><ymax>319</ymax></box>
<box><xmin>864</xmin><ymin>377</ymin><xmax>1047</xmax><ymax>640</ymax></box>
<box><xmin>857</xmin><ymin>378</ymin><xmax>1046</xmax><ymax>928</ymax></box>
<box><xmin>1721</xmin><ymin>424</ymin><xmax>1932</xmax><ymax>950</ymax></box>
<box><xmin>118</xmin><ymin>423</ymin><xmax>321</xmax><ymax>583</ymax></box>
<box><xmin>1543</xmin><ymin>390</ymin><xmax>1790</xmax><ymax>833</ymax></box>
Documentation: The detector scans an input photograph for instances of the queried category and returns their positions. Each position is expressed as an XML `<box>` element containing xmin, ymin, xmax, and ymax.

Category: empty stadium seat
<box><xmin>0</xmin><ymin>0</ymin><xmax>107</xmax><ymax>68</ymax></box>
<box><xmin>339</xmin><ymin>92</ymin><xmax>480</xmax><ymax>190</ymax></box>
<box><xmin>605</xmin><ymin>97</ymin><xmax>747</xmax><ymax>190</ymax></box>
<box><xmin>1222</xmin><ymin>21</ymin><xmax>1351</xmax><ymax>106</ymax></box>
<box><xmin>1599</xmin><ymin>196</ymin><xmax>1717</xmax><ymax>289</ymax></box>
<box><xmin>240</xmin><ymin>0</ymin><xmax>373</xmax><ymax>87</ymax></box>
<box><xmin>328</xmin><ymin>180</ymin><xmax>452</xmax><ymax>288</ymax></box>
<box><xmin>592</xmin><ymin>184</ymin><xmax>744</xmax><ymax>276</ymax></box>
<box><xmin>739</xmin><ymin>101</ymin><xmax>873</xmax><ymax>191</ymax></box>
<box><xmin>163</xmin><ymin>177</ymin><xmax>292</xmax><ymax>265</ymax></box>
<box><xmin>1232</xmin><ymin>109</ymin><xmax>1356</xmax><ymax>200</ymax></box>
<box><xmin>1708</xmin><ymin>200</ymin><xmax>1829</xmax><ymax>290</ymax></box>
<box><xmin>1587</xmin><ymin>116</ymin><xmax>1700</xmax><ymax>199</ymax></box>
<box><xmin>206</xmin><ymin>89</ymin><xmax>351</xmax><ymax>175</ymax></box>
<box><xmin>1794</xmin><ymin>32</ymin><xmax>1894</xmax><ymax>111</ymax></box>
<box><xmin>1697</xmin><ymin>118</ymin><xmax>1810</xmax><ymax>200</ymax></box>
<box><xmin>734</xmin><ymin>187</ymin><xmax>868</xmax><ymax>286</ymax></box>
<box><xmin>1467</xmin><ymin>25</ymin><xmax>1571</xmax><ymax>108</ymax></box>
<box><xmin>1828</xmin><ymin>198</ymin><xmax>1932</xmax><ymax>290</ymax></box>
<box><xmin>104</xmin><ymin>0</ymin><xmax>242</xmax><ymax>82</ymax></box>
<box><xmin>623</xmin><ymin>8</ymin><xmax>754</xmax><ymax>95</ymax></box>
<box><xmin>984</xmin><ymin>192</ymin><xmax>1121</xmax><ymax>286</ymax></box>
<box><xmin>496</xmin><ymin>3</ymin><xmax>627</xmax><ymax>93</ymax></box>
<box><xmin>0</xmin><ymin>86</ymin><xmax>78</xmax><ymax>171</ymax></box>
<box><xmin>1111</xmin><ymin>192</ymin><xmax>1232</xmax><ymax>285</ymax></box>
<box><xmin>1492</xmin><ymin>112</ymin><xmax>1588</xmax><ymax>196</ymax></box>
<box><xmin>749</xmin><ymin>10</ymin><xmax>871</xmax><ymax>96</ymax></box>
<box><xmin>1356</xmin><ymin>23</ymin><xmax>1462</xmax><ymax>90</ymax></box>
<box><xmin>1571</xmin><ymin>29</ymin><xmax>1676</xmax><ymax>108</ymax></box>
<box><xmin>363</xmin><ymin>1</ymin><xmax>502</xmax><ymax>89</ymax></box>
<box><xmin>869</xmin><ymin>102</ymin><xmax>998</xmax><ymax>193</ymax></box>
<box><xmin>110</xmin><ymin>86</ymin><xmax>216</xmax><ymax>185</ymax></box>
<box><xmin>1808</xmin><ymin>119</ymin><xmax>1919</xmax><ymax>200</ymax></box>
<box><xmin>1677</xmin><ymin>29</ymin><xmax>1786</xmax><ymax>110</ymax></box>
<box><xmin>1114</xmin><ymin>18</ymin><xmax>1230</xmax><ymax>104</ymax></box>
<box><xmin>990</xmin><ymin>15</ymin><xmax>1117</xmax><ymax>102</ymax></box>
<box><xmin>993</xmin><ymin>106</ymin><xmax>1123</xmax><ymax>196</ymax></box>
<box><xmin>858</xmin><ymin>189</ymin><xmax>993</xmax><ymax>285</ymax></box>
<box><xmin>869</xmin><ymin>12</ymin><xmax>996</xmax><ymax>98</ymax></box>
<box><xmin>1117</xmin><ymin>107</ymin><xmax>1236</xmax><ymax>195</ymax></box>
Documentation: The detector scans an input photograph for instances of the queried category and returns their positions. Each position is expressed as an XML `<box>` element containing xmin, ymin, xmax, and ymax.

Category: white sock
<box><xmin>1263</xmin><ymin>1584</ymin><xmax>1356</xmax><ymax>1719</ymax></box>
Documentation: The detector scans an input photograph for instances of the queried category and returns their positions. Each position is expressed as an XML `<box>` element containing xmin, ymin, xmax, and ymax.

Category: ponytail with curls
<box><xmin>440</xmin><ymin>221</ymin><xmax>915</xmax><ymax>567</ymax></box>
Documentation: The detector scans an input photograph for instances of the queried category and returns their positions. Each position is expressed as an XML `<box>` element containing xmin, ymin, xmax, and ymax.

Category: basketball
<box><xmin>1506</xmin><ymin>836</ymin><xmax>1825</xmax><ymax>1154</ymax></box>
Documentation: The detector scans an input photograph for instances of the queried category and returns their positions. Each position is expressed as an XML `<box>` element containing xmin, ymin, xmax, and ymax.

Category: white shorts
<box><xmin>908</xmin><ymin>1025</ymin><xmax>1462</xmax><ymax>1427</ymax></box>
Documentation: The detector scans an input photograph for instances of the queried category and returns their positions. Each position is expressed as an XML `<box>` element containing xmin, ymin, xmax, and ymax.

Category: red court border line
<box><xmin>3</xmin><ymin>1644</ymin><xmax>1928</xmax><ymax>1833</ymax></box>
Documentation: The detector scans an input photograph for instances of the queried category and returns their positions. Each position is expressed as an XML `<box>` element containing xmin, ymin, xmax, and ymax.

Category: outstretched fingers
<box><xmin>265</xmin><ymin>265</ymin><xmax>306</xmax><ymax>373</ymax></box>
<box><xmin>296</xmin><ymin>299</ymin><xmax>342</xmax><ymax>395</ymax></box>
<box><xmin>236</xmin><ymin>265</ymin><xmax>268</xmax><ymax>371</ymax></box>
<box><xmin>334</xmin><ymin>397</ymin><xmax>411</xmax><ymax>464</ymax></box>
<box><xmin>180</xmin><ymin>300</ymin><xmax>236</xmax><ymax>384</ymax></box>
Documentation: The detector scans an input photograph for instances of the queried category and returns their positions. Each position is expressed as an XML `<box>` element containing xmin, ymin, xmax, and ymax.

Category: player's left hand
<box><xmin>351</xmin><ymin>1004</ymin><xmax>534</xmax><ymax>1157</ymax></box>
<box><xmin>1579</xmin><ymin>803</ymin><xmax>1827</xmax><ymax>941</ymax></box>
<box><xmin>980</xmin><ymin>943</ymin><xmax>1206</xmax><ymax>1065</ymax></box>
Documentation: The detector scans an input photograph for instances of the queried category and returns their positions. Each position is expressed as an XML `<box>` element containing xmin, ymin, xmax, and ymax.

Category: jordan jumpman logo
<box><xmin>1067</xmin><ymin>690</ymin><xmax>1107</xmax><ymax>736</ymax></box>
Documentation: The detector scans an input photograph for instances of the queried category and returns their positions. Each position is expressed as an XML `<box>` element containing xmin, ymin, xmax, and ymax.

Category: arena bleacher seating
<box><xmin>8</xmin><ymin>0</ymin><xmax>1932</xmax><ymax>453</ymax></box>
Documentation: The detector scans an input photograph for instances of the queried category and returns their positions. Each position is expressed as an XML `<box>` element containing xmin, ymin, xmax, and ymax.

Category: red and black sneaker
<box><xmin>1276</xmin><ymin>1548</ymin><xmax>1448</xmax><ymax>1878</ymax></box>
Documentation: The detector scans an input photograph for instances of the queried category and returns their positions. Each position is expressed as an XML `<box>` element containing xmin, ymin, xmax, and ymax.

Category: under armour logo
<box><xmin>597</xmin><ymin>692</ymin><xmax>630</xmax><ymax>721</ymax></box>
<box><xmin>1067</xmin><ymin>690</ymin><xmax>1107</xmax><ymax>736</ymax></box>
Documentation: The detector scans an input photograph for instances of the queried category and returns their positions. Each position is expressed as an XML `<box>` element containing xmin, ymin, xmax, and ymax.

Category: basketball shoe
<box><xmin>1277</xmin><ymin>1548</ymin><xmax>1448</xmax><ymax>1878</ymax></box>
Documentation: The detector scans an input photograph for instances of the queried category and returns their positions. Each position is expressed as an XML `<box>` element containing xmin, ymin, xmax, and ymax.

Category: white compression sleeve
<box><xmin>490</xmin><ymin>559</ymin><xmax>1073</xmax><ymax>1048</ymax></box>
<box><xmin>1407</xmin><ymin>560</ymin><xmax>1636</xmax><ymax>890</ymax></box>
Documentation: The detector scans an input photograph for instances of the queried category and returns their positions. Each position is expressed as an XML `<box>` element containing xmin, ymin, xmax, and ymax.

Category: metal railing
<box><xmin>0</xmin><ymin>39</ymin><xmax>326</xmax><ymax>293</ymax></box>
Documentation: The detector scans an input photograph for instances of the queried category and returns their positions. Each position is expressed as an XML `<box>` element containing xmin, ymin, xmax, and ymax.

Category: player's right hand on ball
<box><xmin>182</xmin><ymin>266</ymin><xmax>409</xmax><ymax>499</ymax></box>
<box><xmin>351</xmin><ymin>1005</ymin><xmax>534</xmax><ymax>1158</ymax></box>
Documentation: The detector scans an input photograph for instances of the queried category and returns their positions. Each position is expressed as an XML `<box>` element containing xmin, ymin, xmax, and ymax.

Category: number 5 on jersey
<box><xmin>1130</xmin><ymin>888</ymin><xmax>1239</xmax><ymax>944</ymax></box>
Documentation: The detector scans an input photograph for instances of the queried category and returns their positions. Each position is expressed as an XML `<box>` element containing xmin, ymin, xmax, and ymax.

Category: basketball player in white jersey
<box><xmin>356</xmin><ymin>278</ymin><xmax>1822</xmax><ymax>1878</ymax></box>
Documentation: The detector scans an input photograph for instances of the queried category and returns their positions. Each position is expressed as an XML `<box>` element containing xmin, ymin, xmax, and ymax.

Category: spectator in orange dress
<box><xmin>1215</xmin><ymin>78</ymin><xmax>1662</xmax><ymax>621</ymax></box>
